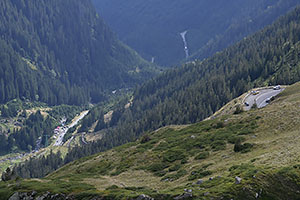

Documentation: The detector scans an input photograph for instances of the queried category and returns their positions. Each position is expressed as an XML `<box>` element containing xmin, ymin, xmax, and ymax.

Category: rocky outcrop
<box><xmin>9</xmin><ymin>192</ymin><xmax>157</xmax><ymax>200</ymax></box>
<box><xmin>135</xmin><ymin>194</ymin><xmax>154</xmax><ymax>200</ymax></box>
<box><xmin>235</xmin><ymin>176</ymin><xmax>242</xmax><ymax>184</ymax></box>
<box><xmin>173</xmin><ymin>193</ymin><xmax>193</xmax><ymax>200</ymax></box>
<box><xmin>196</xmin><ymin>179</ymin><xmax>203</xmax><ymax>185</ymax></box>
<box><xmin>1</xmin><ymin>167</ymin><xmax>17</xmax><ymax>181</ymax></box>
<box><xmin>9</xmin><ymin>192</ymin><xmax>72</xmax><ymax>200</ymax></box>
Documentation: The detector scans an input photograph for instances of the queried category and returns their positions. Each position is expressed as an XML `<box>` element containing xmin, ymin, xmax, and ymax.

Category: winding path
<box><xmin>243</xmin><ymin>88</ymin><xmax>284</xmax><ymax>111</ymax></box>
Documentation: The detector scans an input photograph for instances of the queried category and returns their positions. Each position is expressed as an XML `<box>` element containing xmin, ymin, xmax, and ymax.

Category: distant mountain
<box><xmin>93</xmin><ymin>0</ymin><xmax>299</xmax><ymax>66</ymax></box>
<box><xmin>0</xmin><ymin>0</ymin><xmax>156</xmax><ymax>106</ymax></box>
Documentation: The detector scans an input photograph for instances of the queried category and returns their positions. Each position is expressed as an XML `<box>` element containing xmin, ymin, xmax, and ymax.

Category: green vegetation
<box><xmin>48</xmin><ymin>105</ymin><xmax>85</xmax><ymax>124</ymax></box>
<box><xmin>3</xmin><ymin>4</ymin><xmax>300</xmax><ymax>199</ymax></box>
<box><xmin>62</xmin><ymin>125</ymin><xmax>78</xmax><ymax>143</ymax></box>
<box><xmin>0</xmin><ymin>99</ymin><xmax>23</xmax><ymax>118</ymax></box>
<box><xmin>0</xmin><ymin>100</ymin><xmax>84</xmax><ymax>155</ymax></box>
<box><xmin>18</xmin><ymin>6</ymin><xmax>300</xmax><ymax>184</ymax></box>
<box><xmin>0</xmin><ymin>0</ymin><xmax>157</xmax><ymax>106</ymax></box>
<box><xmin>188</xmin><ymin>168</ymin><xmax>212</xmax><ymax>181</ymax></box>
<box><xmin>13</xmin><ymin>150</ymin><xmax>63</xmax><ymax>179</ymax></box>
<box><xmin>234</xmin><ymin>139</ymin><xmax>253</xmax><ymax>153</ymax></box>
<box><xmin>75</xmin><ymin>6</ymin><xmax>300</xmax><ymax>158</ymax></box>
<box><xmin>0</xmin><ymin>110</ymin><xmax>52</xmax><ymax>154</ymax></box>
<box><xmin>2</xmin><ymin>82</ymin><xmax>300</xmax><ymax>199</ymax></box>
<box><xmin>195</xmin><ymin>151</ymin><xmax>209</xmax><ymax>160</ymax></box>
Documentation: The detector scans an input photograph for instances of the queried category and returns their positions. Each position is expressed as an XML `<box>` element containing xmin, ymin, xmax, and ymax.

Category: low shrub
<box><xmin>169</xmin><ymin>164</ymin><xmax>182</xmax><ymax>172</ymax></box>
<box><xmin>154</xmin><ymin>170</ymin><xmax>167</xmax><ymax>177</ymax></box>
<box><xmin>234</xmin><ymin>139</ymin><xmax>253</xmax><ymax>153</ymax></box>
<box><xmin>211</xmin><ymin>140</ymin><xmax>226</xmax><ymax>151</ymax></box>
<box><xmin>147</xmin><ymin>162</ymin><xmax>168</xmax><ymax>172</ymax></box>
<box><xmin>106</xmin><ymin>185</ymin><xmax>119</xmax><ymax>190</ymax></box>
<box><xmin>234</xmin><ymin>105</ymin><xmax>244</xmax><ymax>114</ymax></box>
<box><xmin>195</xmin><ymin>151</ymin><xmax>209</xmax><ymax>160</ymax></box>
<box><xmin>162</xmin><ymin>149</ymin><xmax>186</xmax><ymax>163</ymax></box>
<box><xmin>227</xmin><ymin>136</ymin><xmax>245</xmax><ymax>144</ymax></box>
<box><xmin>162</xmin><ymin>169</ymin><xmax>187</xmax><ymax>181</ymax></box>
<box><xmin>140</xmin><ymin>135</ymin><xmax>151</xmax><ymax>143</ymax></box>
<box><xmin>188</xmin><ymin>169</ymin><xmax>212</xmax><ymax>180</ymax></box>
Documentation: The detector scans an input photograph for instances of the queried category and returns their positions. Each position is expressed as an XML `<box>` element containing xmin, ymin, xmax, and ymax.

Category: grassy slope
<box><xmin>2</xmin><ymin>83</ymin><xmax>300</xmax><ymax>199</ymax></box>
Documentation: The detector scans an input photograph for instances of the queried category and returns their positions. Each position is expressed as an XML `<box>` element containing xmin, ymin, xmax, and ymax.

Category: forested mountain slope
<box><xmin>14</xmin><ymin>6</ymin><xmax>300</xmax><ymax>181</ymax></box>
<box><xmin>3</xmin><ymin>82</ymin><xmax>300</xmax><ymax>199</ymax></box>
<box><xmin>0</xmin><ymin>0</ymin><xmax>156</xmax><ymax>106</ymax></box>
<box><xmin>93</xmin><ymin>0</ymin><xmax>299</xmax><ymax>66</ymax></box>
<box><xmin>96</xmin><ymin>6</ymin><xmax>300</xmax><ymax>144</ymax></box>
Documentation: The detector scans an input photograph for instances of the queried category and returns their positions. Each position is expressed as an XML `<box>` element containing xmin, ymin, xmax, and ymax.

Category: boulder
<box><xmin>204</xmin><ymin>192</ymin><xmax>210</xmax><ymax>196</ymax></box>
<box><xmin>9</xmin><ymin>191</ymin><xmax>69</xmax><ymax>200</ymax></box>
<box><xmin>136</xmin><ymin>194</ymin><xmax>154</xmax><ymax>200</ymax></box>
<box><xmin>36</xmin><ymin>192</ymin><xmax>50</xmax><ymax>200</ymax></box>
<box><xmin>174</xmin><ymin>193</ymin><xmax>193</xmax><ymax>200</ymax></box>
<box><xmin>196</xmin><ymin>179</ymin><xmax>204</xmax><ymax>185</ymax></box>
<box><xmin>235</xmin><ymin>176</ymin><xmax>242</xmax><ymax>184</ymax></box>
<box><xmin>9</xmin><ymin>192</ymin><xmax>20</xmax><ymax>200</ymax></box>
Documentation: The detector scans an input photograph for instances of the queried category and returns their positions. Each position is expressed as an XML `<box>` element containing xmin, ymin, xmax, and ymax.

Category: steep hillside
<box><xmin>2</xmin><ymin>82</ymin><xmax>300</xmax><ymax>199</ymax></box>
<box><xmin>15</xmin><ymin>6</ymin><xmax>300</xmax><ymax>179</ymax></box>
<box><xmin>93</xmin><ymin>0</ymin><xmax>299</xmax><ymax>65</ymax></box>
<box><xmin>12</xmin><ymin>6</ymin><xmax>300</xmax><ymax>181</ymax></box>
<box><xmin>0</xmin><ymin>0</ymin><xmax>156</xmax><ymax>106</ymax></box>
<box><xmin>80</xmin><ymin>6</ymin><xmax>300</xmax><ymax>148</ymax></box>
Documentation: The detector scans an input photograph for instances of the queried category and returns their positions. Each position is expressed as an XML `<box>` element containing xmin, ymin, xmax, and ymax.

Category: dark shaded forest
<box><xmin>0</xmin><ymin>0</ymin><xmax>156</xmax><ymax>106</ymax></box>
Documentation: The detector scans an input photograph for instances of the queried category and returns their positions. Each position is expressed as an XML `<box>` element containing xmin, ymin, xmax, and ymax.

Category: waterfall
<box><xmin>180</xmin><ymin>30</ymin><xmax>189</xmax><ymax>59</ymax></box>
<box><xmin>151</xmin><ymin>57</ymin><xmax>155</xmax><ymax>63</ymax></box>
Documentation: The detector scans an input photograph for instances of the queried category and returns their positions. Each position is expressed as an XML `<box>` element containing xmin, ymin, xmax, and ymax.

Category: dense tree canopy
<box><xmin>0</xmin><ymin>0</ymin><xmax>156</xmax><ymax>106</ymax></box>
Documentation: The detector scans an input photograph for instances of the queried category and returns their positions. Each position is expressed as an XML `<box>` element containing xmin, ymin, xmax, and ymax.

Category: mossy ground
<box><xmin>2</xmin><ymin>83</ymin><xmax>300</xmax><ymax>199</ymax></box>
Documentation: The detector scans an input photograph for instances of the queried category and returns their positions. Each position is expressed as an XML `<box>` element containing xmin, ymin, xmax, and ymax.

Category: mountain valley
<box><xmin>1</xmin><ymin>1</ymin><xmax>300</xmax><ymax>200</ymax></box>
<box><xmin>93</xmin><ymin>0</ymin><xmax>300</xmax><ymax>66</ymax></box>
